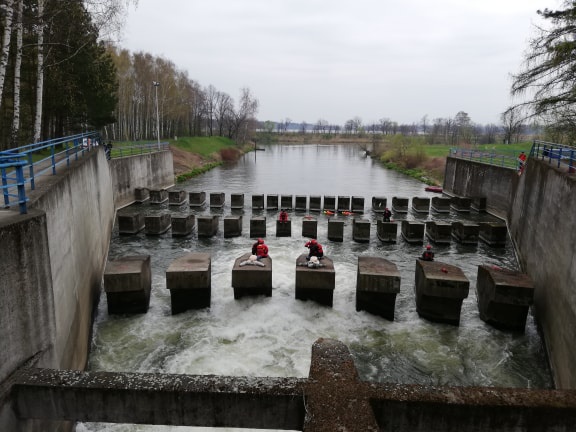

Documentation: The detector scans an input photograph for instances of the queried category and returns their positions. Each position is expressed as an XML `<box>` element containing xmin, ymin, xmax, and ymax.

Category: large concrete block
<box><xmin>431</xmin><ymin>196</ymin><xmax>451</xmax><ymax>213</ymax></box>
<box><xmin>452</xmin><ymin>221</ymin><xmax>479</xmax><ymax>244</ymax></box>
<box><xmin>144</xmin><ymin>214</ymin><xmax>171</xmax><ymax>235</ymax></box>
<box><xmin>281</xmin><ymin>195</ymin><xmax>293</xmax><ymax>210</ymax></box>
<box><xmin>377</xmin><ymin>220</ymin><xmax>397</xmax><ymax>242</ymax></box>
<box><xmin>352</xmin><ymin>218</ymin><xmax>370</xmax><ymax>243</ymax></box>
<box><xmin>356</xmin><ymin>256</ymin><xmax>401</xmax><ymax>321</ymax></box>
<box><xmin>351</xmin><ymin>196</ymin><xmax>365</xmax><ymax>213</ymax></box>
<box><xmin>276</xmin><ymin>220</ymin><xmax>292</xmax><ymax>237</ymax></box>
<box><xmin>134</xmin><ymin>187</ymin><xmax>149</xmax><ymax>203</ymax></box>
<box><xmin>425</xmin><ymin>221</ymin><xmax>452</xmax><ymax>244</ymax></box>
<box><xmin>302</xmin><ymin>218</ymin><xmax>318</xmax><ymax>238</ymax></box>
<box><xmin>252</xmin><ymin>194</ymin><xmax>264</xmax><ymax>210</ymax></box>
<box><xmin>231</xmin><ymin>253</ymin><xmax>273</xmax><ymax>299</ymax></box>
<box><xmin>210</xmin><ymin>192</ymin><xmax>225</xmax><ymax>208</ymax></box>
<box><xmin>224</xmin><ymin>215</ymin><xmax>242</xmax><ymax>238</ymax></box>
<box><xmin>266</xmin><ymin>194</ymin><xmax>279</xmax><ymax>210</ymax></box>
<box><xmin>309</xmin><ymin>196</ymin><xmax>322</xmax><ymax>212</ymax></box>
<box><xmin>372</xmin><ymin>196</ymin><xmax>387</xmax><ymax>212</ymax></box>
<box><xmin>323</xmin><ymin>196</ymin><xmax>336</xmax><ymax>212</ymax></box>
<box><xmin>168</xmin><ymin>190</ymin><xmax>188</xmax><ymax>206</ymax></box>
<box><xmin>415</xmin><ymin>259</ymin><xmax>470</xmax><ymax>325</ymax></box>
<box><xmin>171</xmin><ymin>214</ymin><xmax>195</xmax><ymax>237</ymax></box>
<box><xmin>104</xmin><ymin>255</ymin><xmax>152</xmax><ymax>314</ymax></box>
<box><xmin>295</xmin><ymin>195</ymin><xmax>307</xmax><ymax>211</ymax></box>
<box><xmin>451</xmin><ymin>196</ymin><xmax>472</xmax><ymax>212</ymax></box>
<box><xmin>392</xmin><ymin>196</ymin><xmax>408</xmax><ymax>213</ymax></box>
<box><xmin>479</xmin><ymin>222</ymin><xmax>507</xmax><ymax>247</ymax></box>
<box><xmin>189</xmin><ymin>191</ymin><xmax>206</xmax><ymax>207</ymax></box>
<box><xmin>197</xmin><ymin>215</ymin><xmax>219</xmax><ymax>237</ymax></box>
<box><xmin>118</xmin><ymin>213</ymin><xmax>145</xmax><ymax>235</ymax></box>
<box><xmin>250</xmin><ymin>216</ymin><xmax>266</xmax><ymax>238</ymax></box>
<box><xmin>295</xmin><ymin>254</ymin><xmax>335</xmax><ymax>306</ymax></box>
<box><xmin>412</xmin><ymin>197</ymin><xmax>430</xmax><ymax>214</ymax></box>
<box><xmin>401</xmin><ymin>220</ymin><xmax>424</xmax><ymax>243</ymax></box>
<box><xmin>471</xmin><ymin>196</ymin><xmax>487</xmax><ymax>212</ymax></box>
<box><xmin>337</xmin><ymin>196</ymin><xmax>350</xmax><ymax>211</ymax></box>
<box><xmin>230</xmin><ymin>193</ymin><xmax>244</xmax><ymax>209</ymax></box>
<box><xmin>327</xmin><ymin>219</ymin><xmax>344</xmax><ymax>242</ymax></box>
<box><xmin>476</xmin><ymin>265</ymin><xmax>534</xmax><ymax>331</ymax></box>
<box><xmin>149</xmin><ymin>189</ymin><xmax>168</xmax><ymax>204</ymax></box>
<box><xmin>166</xmin><ymin>253</ymin><xmax>211</xmax><ymax>313</ymax></box>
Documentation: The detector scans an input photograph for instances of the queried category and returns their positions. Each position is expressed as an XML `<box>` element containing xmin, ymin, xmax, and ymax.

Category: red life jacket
<box><xmin>256</xmin><ymin>243</ymin><xmax>268</xmax><ymax>257</ymax></box>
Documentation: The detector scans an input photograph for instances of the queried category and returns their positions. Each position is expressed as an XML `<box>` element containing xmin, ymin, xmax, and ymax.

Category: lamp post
<box><xmin>153</xmin><ymin>81</ymin><xmax>160</xmax><ymax>149</ymax></box>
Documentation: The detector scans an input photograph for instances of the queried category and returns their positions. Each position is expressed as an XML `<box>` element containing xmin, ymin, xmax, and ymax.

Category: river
<box><xmin>79</xmin><ymin>143</ymin><xmax>552</xmax><ymax>432</ymax></box>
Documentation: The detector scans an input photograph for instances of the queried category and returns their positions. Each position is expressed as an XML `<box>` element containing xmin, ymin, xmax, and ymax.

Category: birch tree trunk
<box><xmin>33</xmin><ymin>0</ymin><xmax>45</xmax><ymax>143</ymax></box>
<box><xmin>0</xmin><ymin>0</ymin><xmax>15</xmax><ymax>110</ymax></box>
<box><xmin>11</xmin><ymin>0</ymin><xmax>23</xmax><ymax>146</ymax></box>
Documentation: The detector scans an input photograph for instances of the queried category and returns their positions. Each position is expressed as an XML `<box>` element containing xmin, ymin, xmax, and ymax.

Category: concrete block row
<box><xmin>103</xmin><ymin>254</ymin><xmax>534</xmax><ymax>331</ymax></box>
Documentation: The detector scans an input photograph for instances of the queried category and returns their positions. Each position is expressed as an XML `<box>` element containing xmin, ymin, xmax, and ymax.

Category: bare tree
<box><xmin>0</xmin><ymin>0</ymin><xmax>15</xmax><ymax>111</ymax></box>
<box><xmin>501</xmin><ymin>105</ymin><xmax>527</xmax><ymax>144</ymax></box>
<box><xmin>33</xmin><ymin>0</ymin><xmax>45</xmax><ymax>143</ymax></box>
<box><xmin>10</xmin><ymin>0</ymin><xmax>22</xmax><ymax>145</ymax></box>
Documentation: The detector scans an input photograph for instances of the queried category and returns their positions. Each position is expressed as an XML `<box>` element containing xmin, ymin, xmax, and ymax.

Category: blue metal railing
<box><xmin>530</xmin><ymin>140</ymin><xmax>576</xmax><ymax>173</ymax></box>
<box><xmin>449</xmin><ymin>148</ymin><xmax>518</xmax><ymax>169</ymax></box>
<box><xmin>0</xmin><ymin>133</ymin><xmax>170</xmax><ymax>214</ymax></box>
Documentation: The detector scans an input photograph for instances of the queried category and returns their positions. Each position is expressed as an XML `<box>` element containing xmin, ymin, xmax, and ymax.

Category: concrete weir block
<box><xmin>377</xmin><ymin>220</ymin><xmax>397</xmax><ymax>242</ymax></box>
<box><xmin>168</xmin><ymin>190</ymin><xmax>188</xmax><ymax>206</ymax></box>
<box><xmin>295</xmin><ymin>195</ymin><xmax>307</xmax><ymax>211</ymax></box>
<box><xmin>144</xmin><ymin>214</ymin><xmax>171</xmax><ymax>235</ymax></box>
<box><xmin>295</xmin><ymin>254</ymin><xmax>335</xmax><ymax>306</ymax></box>
<box><xmin>171</xmin><ymin>214</ymin><xmax>195</xmax><ymax>237</ymax></box>
<box><xmin>479</xmin><ymin>222</ymin><xmax>508</xmax><ymax>247</ymax></box>
<box><xmin>266</xmin><ymin>194</ymin><xmax>279</xmax><ymax>210</ymax></box>
<box><xmin>210</xmin><ymin>192</ymin><xmax>225</xmax><ymax>208</ymax></box>
<box><xmin>230</xmin><ymin>193</ymin><xmax>244</xmax><ymax>209</ymax></box>
<box><xmin>250</xmin><ymin>216</ymin><xmax>266</xmax><ymax>238</ymax></box>
<box><xmin>372</xmin><ymin>196</ymin><xmax>387</xmax><ymax>212</ymax></box>
<box><xmin>392</xmin><ymin>196</ymin><xmax>409</xmax><ymax>213</ymax></box>
<box><xmin>351</xmin><ymin>196</ymin><xmax>365</xmax><ymax>213</ymax></box>
<box><xmin>224</xmin><ymin>215</ymin><xmax>242</xmax><ymax>238</ymax></box>
<box><xmin>431</xmin><ymin>196</ymin><xmax>451</xmax><ymax>213</ymax></box>
<box><xmin>197</xmin><ymin>215</ymin><xmax>219</xmax><ymax>237</ymax></box>
<box><xmin>451</xmin><ymin>196</ymin><xmax>472</xmax><ymax>212</ymax></box>
<box><xmin>471</xmin><ymin>196</ymin><xmax>487</xmax><ymax>212</ymax></box>
<box><xmin>189</xmin><ymin>191</ymin><xmax>206</xmax><ymax>207</ymax></box>
<box><xmin>166</xmin><ymin>253</ymin><xmax>212</xmax><ymax>313</ymax></box>
<box><xmin>476</xmin><ymin>265</ymin><xmax>534</xmax><ymax>331</ymax></box>
<box><xmin>401</xmin><ymin>220</ymin><xmax>424</xmax><ymax>243</ymax></box>
<box><xmin>323</xmin><ymin>196</ymin><xmax>336</xmax><ymax>212</ymax></box>
<box><xmin>415</xmin><ymin>259</ymin><xmax>470</xmax><ymax>325</ymax></box>
<box><xmin>281</xmin><ymin>195</ymin><xmax>293</xmax><ymax>210</ymax></box>
<box><xmin>302</xmin><ymin>218</ymin><xmax>318</xmax><ymax>238</ymax></box>
<box><xmin>276</xmin><ymin>219</ymin><xmax>292</xmax><ymax>237</ymax></box>
<box><xmin>309</xmin><ymin>196</ymin><xmax>322</xmax><ymax>212</ymax></box>
<box><xmin>352</xmin><ymin>218</ymin><xmax>370</xmax><ymax>242</ymax></box>
<box><xmin>337</xmin><ymin>196</ymin><xmax>350</xmax><ymax>212</ymax></box>
<box><xmin>232</xmin><ymin>253</ymin><xmax>273</xmax><ymax>299</ymax></box>
<box><xmin>252</xmin><ymin>194</ymin><xmax>264</xmax><ymax>210</ymax></box>
<box><xmin>412</xmin><ymin>197</ymin><xmax>430</xmax><ymax>213</ymax></box>
<box><xmin>356</xmin><ymin>256</ymin><xmax>401</xmax><ymax>321</ymax></box>
<box><xmin>118</xmin><ymin>213</ymin><xmax>145</xmax><ymax>235</ymax></box>
<box><xmin>425</xmin><ymin>221</ymin><xmax>452</xmax><ymax>244</ymax></box>
<box><xmin>104</xmin><ymin>255</ymin><xmax>152</xmax><ymax>314</ymax></box>
<box><xmin>327</xmin><ymin>219</ymin><xmax>344</xmax><ymax>242</ymax></box>
<box><xmin>134</xmin><ymin>187</ymin><xmax>149</xmax><ymax>203</ymax></box>
<box><xmin>452</xmin><ymin>221</ymin><xmax>479</xmax><ymax>244</ymax></box>
<box><xmin>149</xmin><ymin>189</ymin><xmax>168</xmax><ymax>204</ymax></box>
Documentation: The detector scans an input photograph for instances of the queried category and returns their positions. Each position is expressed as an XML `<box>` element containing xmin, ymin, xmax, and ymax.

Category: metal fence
<box><xmin>448</xmin><ymin>148</ymin><xmax>519</xmax><ymax>169</ymax></box>
<box><xmin>1</xmin><ymin>133</ymin><xmax>170</xmax><ymax>214</ymax></box>
<box><xmin>530</xmin><ymin>140</ymin><xmax>576</xmax><ymax>173</ymax></box>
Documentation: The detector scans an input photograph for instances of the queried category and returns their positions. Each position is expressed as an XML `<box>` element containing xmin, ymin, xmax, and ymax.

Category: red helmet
<box><xmin>258</xmin><ymin>238</ymin><xmax>264</xmax><ymax>244</ymax></box>
<box><xmin>426</xmin><ymin>245</ymin><xmax>432</xmax><ymax>250</ymax></box>
<box><xmin>311</xmin><ymin>239</ymin><xmax>317</xmax><ymax>244</ymax></box>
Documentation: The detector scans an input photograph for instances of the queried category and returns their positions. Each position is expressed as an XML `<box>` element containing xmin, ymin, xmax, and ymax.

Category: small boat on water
<box><xmin>425</xmin><ymin>186</ymin><xmax>443</xmax><ymax>193</ymax></box>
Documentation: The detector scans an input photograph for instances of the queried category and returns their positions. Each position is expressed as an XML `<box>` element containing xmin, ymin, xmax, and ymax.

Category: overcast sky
<box><xmin>121</xmin><ymin>0</ymin><xmax>561</xmax><ymax>126</ymax></box>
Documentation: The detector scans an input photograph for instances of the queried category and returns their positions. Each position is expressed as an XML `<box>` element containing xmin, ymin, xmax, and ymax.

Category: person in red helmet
<box><xmin>251</xmin><ymin>238</ymin><xmax>269</xmax><ymax>261</ymax></box>
<box><xmin>278</xmin><ymin>209</ymin><xmax>289</xmax><ymax>223</ymax></box>
<box><xmin>304</xmin><ymin>238</ymin><xmax>324</xmax><ymax>261</ymax></box>
<box><xmin>383</xmin><ymin>207</ymin><xmax>392</xmax><ymax>222</ymax></box>
<box><xmin>421</xmin><ymin>244</ymin><xmax>434</xmax><ymax>261</ymax></box>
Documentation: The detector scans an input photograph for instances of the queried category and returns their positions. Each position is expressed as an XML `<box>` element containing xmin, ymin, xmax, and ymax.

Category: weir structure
<box><xmin>2</xmin><ymin>137</ymin><xmax>576</xmax><ymax>430</ymax></box>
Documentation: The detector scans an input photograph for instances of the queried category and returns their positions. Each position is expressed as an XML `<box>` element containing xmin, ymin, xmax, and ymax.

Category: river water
<box><xmin>80</xmin><ymin>144</ymin><xmax>552</xmax><ymax>432</ymax></box>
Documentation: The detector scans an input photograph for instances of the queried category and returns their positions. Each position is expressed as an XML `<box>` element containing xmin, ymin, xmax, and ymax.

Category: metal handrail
<box><xmin>531</xmin><ymin>140</ymin><xmax>576</xmax><ymax>173</ymax></box>
<box><xmin>449</xmin><ymin>148</ymin><xmax>518</xmax><ymax>169</ymax></box>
